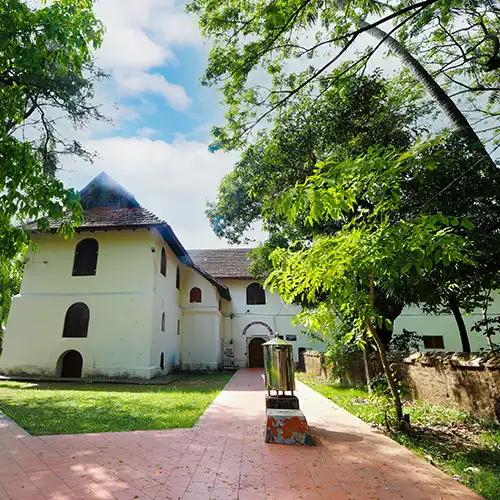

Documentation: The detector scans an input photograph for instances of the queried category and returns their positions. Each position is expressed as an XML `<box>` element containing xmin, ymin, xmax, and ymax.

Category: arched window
<box><xmin>246</xmin><ymin>282</ymin><xmax>266</xmax><ymax>305</ymax></box>
<box><xmin>190</xmin><ymin>287</ymin><xmax>202</xmax><ymax>303</ymax></box>
<box><xmin>160</xmin><ymin>248</ymin><xmax>167</xmax><ymax>276</ymax></box>
<box><xmin>176</xmin><ymin>266</ymin><xmax>180</xmax><ymax>289</ymax></box>
<box><xmin>72</xmin><ymin>238</ymin><xmax>98</xmax><ymax>276</ymax></box>
<box><xmin>161</xmin><ymin>312</ymin><xmax>166</xmax><ymax>332</ymax></box>
<box><xmin>63</xmin><ymin>303</ymin><xmax>90</xmax><ymax>338</ymax></box>
<box><xmin>160</xmin><ymin>352</ymin><xmax>164</xmax><ymax>370</ymax></box>
<box><xmin>58</xmin><ymin>350</ymin><xmax>83</xmax><ymax>378</ymax></box>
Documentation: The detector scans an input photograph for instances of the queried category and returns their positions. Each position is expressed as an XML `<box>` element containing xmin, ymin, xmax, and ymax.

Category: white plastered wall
<box><xmin>149</xmin><ymin>229</ymin><xmax>183</xmax><ymax>376</ymax></box>
<box><xmin>0</xmin><ymin>230</ymin><xmax>156</xmax><ymax>378</ymax></box>
<box><xmin>221</xmin><ymin>279</ymin><xmax>324</xmax><ymax>367</ymax></box>
<box><xmin>180</xmin><ymin>268</ymin><xmax>222</xmax><ymax>370</ymax></box>
<box><xmin>394</xmin><ymin>291</ymin><xmax>500</xmax><ymax>352</ymax></box>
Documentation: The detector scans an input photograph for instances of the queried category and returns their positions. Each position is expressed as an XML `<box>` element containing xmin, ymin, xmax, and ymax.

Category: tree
<box><xmin>188</xmin><ymin>0</ymin><xmax>498</xmax><ymax>159</ymax></box>
<box><xmin>265</xmin><ymin>145</ymin><xmax>471</xmax><ymax>428</ymax></box>
<box><xmin>400</xmin><ymin>132</ymin><xmax>500</xmax><ymax>351</ymax></box>
<box><xmin>208</xmin><ymin>71</ymin><xmax>499</xmax><ymax>350</ymax></box>
<box><xmin>208</xmin><ymin>71</ymin><xmax>422</xmax><ymax>344</ymax></box>
<box><xmin>207</xmin><ymin>70</ymin><xmax>421</xmax><ymax>244</ymax></box>
<box><xmin>211</xmin><ymin>72</ymin><xmax>500</xmax><ymax>350</ymax></box>
<box><xmin>0</xmin><ymin>0</ymin><xmax>105</xmax><ymax>316</ymax></box>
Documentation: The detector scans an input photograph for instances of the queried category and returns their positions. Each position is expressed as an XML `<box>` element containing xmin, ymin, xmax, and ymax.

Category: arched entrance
<box><xmin>248</xmin><ymin>337</ymin><xmax>265</xmax><ymax>368</ymax></box>
<box><xmin>58</xmin><ymin>350</ymin><xmax>83</xmax><ymax>378</ymax></box>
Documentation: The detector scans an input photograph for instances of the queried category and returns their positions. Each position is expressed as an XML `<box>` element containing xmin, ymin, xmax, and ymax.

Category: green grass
<box><xmin>297</xmin><ymin>374</ymin><xmax>500</xmax><ymax>500</ymax></box>
<box><xmin>0</xmin><ymin>372</ymin><xmax>232</xmax><ymax>435</ymax></box>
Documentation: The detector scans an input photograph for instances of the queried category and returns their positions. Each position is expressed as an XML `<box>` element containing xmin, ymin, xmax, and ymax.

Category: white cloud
<box><xmin>61</xmin><ymin>136</ymin><xmax>255</xmax><ymax>248</ymax></box>
<box><xmin>97</xmin><ymin>26</ymin><xmax>169</xmax><ymax>71</ymax></box>
<box><xmin>93</xmin><ymin>0</ymin><xmax>202</xmax><ymax>110</ymax></box>
<box><xmin>115</xmin><ymin>71</ymin><xmax>191</xmax><ymax>110</ymax></box>
<box><xmin>152</xmin><ymin>5</ymin><xmax>202</xmax><ymax>47</ymax></box>
<box><xmin>137</xmin><ymin>127</ymin><xmax>158</xmax><ymax>138</ymax></box>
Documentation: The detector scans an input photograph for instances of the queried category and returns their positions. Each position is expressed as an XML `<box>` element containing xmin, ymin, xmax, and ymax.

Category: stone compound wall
<box><xmin>402</xmin><ymin>352</ymin><xmax>499</xmax><ymax>421</ymax></box>
<box><xmin>303</xmin><ymin>350</ymin><xmax>500</xmax><ymax>422</ymax></box>
<box><xmin>303</xmin><ymin>351</ymin><xmax>329</xmax><ymax>379</ymax></box>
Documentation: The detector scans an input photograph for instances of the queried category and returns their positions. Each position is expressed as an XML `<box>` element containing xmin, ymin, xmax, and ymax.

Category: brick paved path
<box><xmin>0</xmin><ymin>369</ymin><xmax>480</xmax><ymax>499</ymax></box>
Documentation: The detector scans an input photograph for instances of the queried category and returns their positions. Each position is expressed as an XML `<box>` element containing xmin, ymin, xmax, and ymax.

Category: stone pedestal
<box><xmin>265</xmin><ymin>409</ymin><xmax>314</xmax><ymax>445</ymax></box>
<box><xmin>265</xmin><ymin>394</ymin><xmax>299</xmax><ymax>410</ymax></box>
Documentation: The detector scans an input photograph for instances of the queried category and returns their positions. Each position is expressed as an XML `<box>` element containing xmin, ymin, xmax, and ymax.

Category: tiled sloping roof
<box><xmin>188</xmin><ymin>248</ymin><xmax>253</xmax><ymax>279</ymax></box>
<box><xmin>24</xmin><ymin>206</ymin><xmax>164</xmax><ymax>231</ymax></box>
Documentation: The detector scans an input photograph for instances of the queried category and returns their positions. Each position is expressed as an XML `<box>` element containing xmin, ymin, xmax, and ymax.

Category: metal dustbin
<box><xmin>263</xmin><ymin>337</ymin><xmax>295</xmax><ymax>396</ymax></box>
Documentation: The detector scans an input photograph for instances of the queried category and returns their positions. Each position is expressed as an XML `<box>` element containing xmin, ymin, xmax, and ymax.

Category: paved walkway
<box><xmin>0</xmin><ymin>369</ymin><xmax>480</xmax><ymax>499</ymax></box>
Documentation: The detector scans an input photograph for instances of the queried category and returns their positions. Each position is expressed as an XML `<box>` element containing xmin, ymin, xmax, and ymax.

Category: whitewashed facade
<box><xmin>0</xmin><ymin>173</ymin><xmax>323</xmax><ymax>379</ymax></box>
<box><xmin>394</xmin><ymin>294</ymin><xmax>499</xmax><ymax>353</ymax></box>
<box><xmin>0</xmin><ymin>173</ymin><xmax>496</xmax><ymax>379</ymax></box>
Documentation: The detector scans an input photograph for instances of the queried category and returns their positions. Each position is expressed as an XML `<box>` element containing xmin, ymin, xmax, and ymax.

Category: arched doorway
<box><xmin>248</xmin><ymin>337</ymin><xmax>265</xmax><ymax>368</ymax></box>
<box><xmin>58</xmin><ymin>350</ymin><xmax>83</xmax><ymax>378</ymax></box>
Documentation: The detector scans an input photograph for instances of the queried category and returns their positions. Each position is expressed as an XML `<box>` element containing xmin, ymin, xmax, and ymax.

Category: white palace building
<box><xmin>0</xmin><ymin>173</ymin><xmax>323</xmax><ymax>379</ymax></box>
<box><xmin>0</xmin><ymin>173</ymin><xmax>497</xmax><ymax>379</ymax></box>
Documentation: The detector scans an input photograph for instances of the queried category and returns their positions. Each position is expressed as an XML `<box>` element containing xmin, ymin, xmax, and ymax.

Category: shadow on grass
<box><xmin>0</xmin><ymin>372</ymin><xmax>232</xmax><ymax>394</ymax></box>
<box><xmin>398</xmin><ymin>424</ymin><xmax>500</xmax><ymax>467</ymax></box>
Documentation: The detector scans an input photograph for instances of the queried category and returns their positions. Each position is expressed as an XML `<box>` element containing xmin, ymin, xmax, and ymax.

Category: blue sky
<box><xmin>60</xmin><ymin>0</ymin><xmax>244</xmax><ymax>249</ymax></box>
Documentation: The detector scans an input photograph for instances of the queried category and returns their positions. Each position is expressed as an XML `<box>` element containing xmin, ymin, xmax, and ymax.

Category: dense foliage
<box><xmin>188</xmin><ymin>0</ymin><xmax>498</xmax><ymax>155</ymax></box>
<box><xmin>207</xmin><ymin>70</ymin><xmax>421</xmax><ymax>244</ymax></box>
<box><xmin>192</xmin><ymin>0</ymin><xmax>500</xmax><ymax>439</ymax></box>
<box><xmin>0</xmin><ymin>0</ymin><xmax>105</xmax><ymax>319</ymax></box>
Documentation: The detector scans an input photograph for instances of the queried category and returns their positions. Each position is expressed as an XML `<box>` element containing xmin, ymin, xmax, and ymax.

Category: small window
<box><xmin>190</xmin><ymin>287</ymin><xmax>202</xmax><ymax>303</ymax></box>
<box><xmin>176</xmin><ymin>266</ymin><xmax>180</xmax><ymax>289</ymax></box>
<box><xmin>246</xmin><ymin>282</ymin><xmax>266</xmax><ymax>305</ymax></box>
<box><xmin>177</xmin><ymin>319</ymin><xmax>180</xmax><ymax>336</ymax></box>
<box><xmin>72</xmin><ymin>238</ymin><xmax>98</xmax><ymax>276</ymax></box>
<box><xmin>161</xmin><ymin>312</ymin><xmax>166</xmax><ymax>332</ymax></box>
<box><xmin>423</xmin><ymin>335</ymin><xmax>445</xmax><ymax>349</ymax></box>
<box><xmin>160</xmin><ymin>352</ymin><xmax>164</xmax><ymax>370</ymax></box>
<box><xmin>160</xmin><ymin>248</ymin><xmax>166</xmax><ymax>276</ymax></box>
<box><xmin>63</xmin><ymin>303</ymin><xmax>90</xmax><ymax>338</ymax></box>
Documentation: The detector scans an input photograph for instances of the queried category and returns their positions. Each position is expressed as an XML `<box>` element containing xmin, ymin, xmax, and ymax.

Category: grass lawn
<box><xmin>297</xmin><ymin>373</ymin><xmax>500</xmax><ymax>500</ymax></box>
<box><xmin>0</xmin><ymin>372</ymin><xmax>232</xmax><ymax>435</ymax></box>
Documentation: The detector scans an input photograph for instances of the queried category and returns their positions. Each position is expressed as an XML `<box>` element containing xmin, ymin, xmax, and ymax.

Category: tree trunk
<box><xmin>362</xmin><ymin>335</ymin><xmax>372</xmax><ymax>393</ymax></box>
<box><xmin>368</xmin><ymin>275</ymin><xmax>406</xmax><ymax>430</ymax></box>
<box><xmin>368</xmin><ymin>321</ymin><xmax>405</xmax><ymax>427</ymax></box>
<box><xmin>449</xmin><ymin>294</ymin><xmax>471</xmax><ymax>353</ymax></box>
<box><xmin>486</xmin><ymin>333</ymin><xmax>494</xmax><ymax>351</ymax></box>
<box><xmin>335</xmin><ymin>1</ymin><xmax>494</xmax><ymax>167</ymax></box>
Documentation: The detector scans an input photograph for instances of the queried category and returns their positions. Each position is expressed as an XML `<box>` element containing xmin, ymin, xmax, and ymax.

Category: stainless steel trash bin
<box><xmin>263</xmin><ymin>337</ymin><xmax>295</xmax><ymax>395</ymax></box>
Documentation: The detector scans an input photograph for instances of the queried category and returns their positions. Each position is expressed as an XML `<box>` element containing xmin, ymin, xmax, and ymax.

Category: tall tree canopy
<box><xmin>188</xmin><ymin>0</ymin><xmax>498</xmax><ymax>158</ymax></box>
<box><xmin>0</xmin><ymin>0</ymin><xmax>104</xmax><ymax>321</ymax></box>
<box><xmin>208</xmin><ymin>70</ymin><xmax>422</xmax><ymax>244</ymax></box>
<box><xmin>208</xmin><ymin>69</ymin><xmax>500</xmax><ymax>351</ymax></box>
<box><xmin>0</xmin><ymin>0</ymin><xmax>104</xmax><ymax>263</ymax></box>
